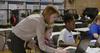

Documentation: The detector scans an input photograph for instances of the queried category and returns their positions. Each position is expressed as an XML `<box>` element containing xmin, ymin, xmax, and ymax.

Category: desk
<box><xmin>63</xmin><ymin>46</ymin><xmax>100</xmax><ymax>53</ymax></box>
<box><xmin>74</xmin><ymin>27</ymin><xmax>89</xmax><ymax>42</ymax></box>
<box><xmin>74</xmin><ymin>27</ymin><xmax>89</xmax><ymax>32</ymax></box>
<box><xmin>53</xmin><ymin>23</ymin><xmax>65</xmax><ymax>26</ymax></box>
<box><xmin>53</xmin><ymin>22</ymin><xmax>83</xmax><ymax>26</ymax></box>
<box><xmin>86</xmin><ymin>47</ymin><xmax>100</xmax><ymax>53</ymax></box>
<box><xmin>0</xmin><ymin>28</ymin><xmax>12</xmax><ymax>32</ymax></box>
<box><xmin>71</xmin><ymin>32</ymin><xmax>80</xmax><ymax>36</ymax></box>
<box><xmin>52</xmin><ymin>32</ymin><xmax>60</xmax><ymax>36</ymax></box>
<box><xmin>0</xmin><ymin>28</ymin><xmax>12</xmax><ymax>50</ymax></box>
<box><xmin>75</xmin><ymin>22</ymin><xmax>83</xmax><ymax>24</ymax></box>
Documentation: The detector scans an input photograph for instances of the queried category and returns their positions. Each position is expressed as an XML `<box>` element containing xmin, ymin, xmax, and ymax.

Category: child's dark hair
<box><xmin>62</xmin><ymin>13</ymin><xmax>75</xmax><ymax>23</ymax></box>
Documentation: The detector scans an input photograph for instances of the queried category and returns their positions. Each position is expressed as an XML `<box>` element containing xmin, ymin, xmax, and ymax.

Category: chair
<box><xmin>51</xmin><ymin>35</ymin><xmax>59</xmax><ymax>48</ymax></box>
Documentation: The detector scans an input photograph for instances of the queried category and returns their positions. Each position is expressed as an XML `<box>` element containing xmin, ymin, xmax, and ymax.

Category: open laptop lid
<box><xmin>75</xmin><ymin>36</ymin><xmax>90</xmax><ymax>53</ymax></box>
<box><xmin>63</xmin><ymin>34</ymin><xmax>90</xmax><ymax>53</ymax></box>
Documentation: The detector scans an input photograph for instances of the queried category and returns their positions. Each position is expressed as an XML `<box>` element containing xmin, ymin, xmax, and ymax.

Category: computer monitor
<box><xmin>82</xmin><ymin>8</ymin><xmax>98</xmax><ymax>21</ymax></box>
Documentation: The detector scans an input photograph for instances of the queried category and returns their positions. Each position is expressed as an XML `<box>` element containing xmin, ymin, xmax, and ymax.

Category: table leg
<box><xmin>2</xmin><ymin>31</ymin><xmax>7</xmax><ymax>51</ymax></box>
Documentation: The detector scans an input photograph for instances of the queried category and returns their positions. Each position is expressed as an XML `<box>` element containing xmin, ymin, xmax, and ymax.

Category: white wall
<box><xmin>0</xmin><ymin>2</ymin><xmax>8</xmax><ymax>25</ymax></box>
<box><xmin>27</xmin><ymin>4</ymin><xmax>40</xmax><ymax>11</ymax></box>
<box><xmin>54</xmin><ymin>0</ymin><xmax>64</xmax><ymax>3</ymax></box>
<box><xmin>0</xmin><ymin>10</ymin><xmax>7</xmax><ymax>25</ymax></box>
<box><xmin>9</xmin><ymin>4</ymin><xmax>25</xmax><ymax>10</ymax></box>
<box><xmin>0</xmin><ymin>2</ymin><xmax>7</xmax><ymax>9</ymax></box>
<box><xmin>5</xmin><ymin>0</ymin><xmax>26</xmax><ymax>1</ymax></box>
<box><xmin>54</xmin><ymin>5</ymin><xmax>64</xmax><ymax>9</ymax></box>
<box><xmin>41</xmin><ymin>5</ymin><xmax>46</xmax><ymax>9</ymax></box>
<box><xmin>26</xmin><ymin>0</ymin><xmax>40</xmax><ymax>2</ymax></box>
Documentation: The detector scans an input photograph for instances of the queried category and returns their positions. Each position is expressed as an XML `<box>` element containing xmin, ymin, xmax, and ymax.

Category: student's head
<box><xmin>62</xmin><ymin>14</ymin><xmax>75</xmax><ymax>31</ymax></box>
<box><xmin>42</xmin><ymin>6</ymin><xmax>59</xmax><ymax>25</ymax></box>
<box><xmin>93</xmin><ymin>15</ymin><xmax>100</xmax><ymax>25</ymax></box>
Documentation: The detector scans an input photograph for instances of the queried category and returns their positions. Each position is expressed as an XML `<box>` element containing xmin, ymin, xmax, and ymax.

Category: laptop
<box><xmin>65</xmin><ymin>34</ymin><xmax>90</xmax><ymax>53</ymax></box>
<box><xmin>75</xmin><ymin>38</ymin><xmax>90</xmax><ymax>53</ymax></box>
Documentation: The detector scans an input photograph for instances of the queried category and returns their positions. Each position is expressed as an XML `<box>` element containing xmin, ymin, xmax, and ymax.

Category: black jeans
<box><xmin>7</xmin><ymin>32</ymin><xmax>26</xmax><ymax>53</ymax></box>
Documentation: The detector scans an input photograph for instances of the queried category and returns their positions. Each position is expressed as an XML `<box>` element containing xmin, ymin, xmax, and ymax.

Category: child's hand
<box><xmin>93</xmin><ymin>33</ymin><xmax>99</xmax><ymax>39</ymax></box>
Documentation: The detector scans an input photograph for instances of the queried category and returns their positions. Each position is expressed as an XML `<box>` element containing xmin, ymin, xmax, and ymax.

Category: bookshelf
<box><xmin>0</xmin><ymin>0</ymin><xmax>64</xmax><ymax>26</ymax></box>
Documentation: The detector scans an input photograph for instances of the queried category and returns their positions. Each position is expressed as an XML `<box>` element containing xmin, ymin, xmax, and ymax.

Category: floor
<box><xmin>0</xmin><ymin>50</ymin><xmax>11</xmax><ymax>53</ymax></box>
<box><xmin>0</xmin><ymin>49</ymin><xmax>40</xmax><ymax>53</ymax></box>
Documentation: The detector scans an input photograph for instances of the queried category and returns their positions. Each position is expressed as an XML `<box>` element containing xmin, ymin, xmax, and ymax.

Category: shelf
<box><xmin>26</xmin><ymin>2</ymin><xmax>40</xmax><ymax>4</ymax></box>
<box><xmin>27</xmin><ymin>5</ymin><xmax>40</xmax><ymax>10</ymax></box>
<box><xmin>53</xmin><ymin>0</ymin><xmax>64</xmax><ymax>3</ymax></box>
<box><xmin>8</xmin><ymin>1</ymin><xmax>24</xmax><ymax>4</ymax></box>
<box><xmin>40</xmin><ymin>2</ymin><xmax>52</xmax><ymax>5</ymax></box>
<box><xmin>26</xmin><ymin>0</ymin><xmax>40</xmax><ymax>2</ymax></box>
<box><xmin>5</xmin><ymin>0</ymin><xmax>25</xmax><ymax>2</ymax></box>
<box><xmin>53</xmin><ymin>3</ymin><xmax>63</xmax><ymax>5</ymax></box>
<box><xmin>0</xmin><ymin>0</ymin><xmax>64</xmax><ymax>25</ymax></box>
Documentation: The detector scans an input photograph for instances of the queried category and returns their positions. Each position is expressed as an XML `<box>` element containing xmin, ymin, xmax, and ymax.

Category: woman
<box><xmin>8</xmin><ymin>6</ymin><xmax>67</xmax><ymax>53</ymax></box>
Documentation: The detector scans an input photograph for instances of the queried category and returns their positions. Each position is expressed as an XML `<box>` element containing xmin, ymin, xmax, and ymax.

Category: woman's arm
<box><xmin>36</xmin><ymin>22</ymin><xmax>56</xmax><ymax>53</ymax></box>
<box><xmin>35</xmin><ymin>18</ymin><xmax>69</xmax><ymax>53</ymax></box>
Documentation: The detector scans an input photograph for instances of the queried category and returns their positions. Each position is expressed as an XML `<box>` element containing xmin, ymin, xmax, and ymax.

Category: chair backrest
<box><xmin>52</xmin><ymin>35</ymin><xmax>59</xmax><ymax>46</ymax></box>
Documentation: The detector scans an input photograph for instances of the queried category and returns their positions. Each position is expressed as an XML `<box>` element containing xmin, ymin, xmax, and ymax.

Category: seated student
<box><xmin>57</xmin><ymin>14</ymin><xmax>76</xmax><ymax>47</ymax></box>
<box><xmin>88</xmin><ymin>15</ymin><xmax>100</xmax><ymax>40</ymax></box>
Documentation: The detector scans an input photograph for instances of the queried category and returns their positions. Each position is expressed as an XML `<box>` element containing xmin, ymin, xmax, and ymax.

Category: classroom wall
<box><xmin>0</xmin><ymin>2</ymin><xmax>7</xmax><ymax>9</ymax></box>
<box><xmin>9</xmin><ymin>4</ymin><xmax>25</xmax><ymax>9</ymax></box>
<box><xmin>64</xmin><ymin>0</ymin><xmax>100</xmax><ymax>15</ymax></box>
